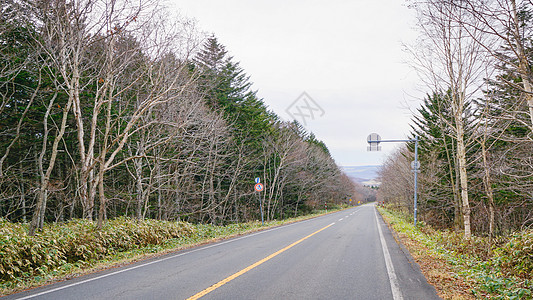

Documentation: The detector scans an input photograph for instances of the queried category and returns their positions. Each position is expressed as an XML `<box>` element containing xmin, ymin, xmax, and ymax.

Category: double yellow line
<box><xmin>187</xmin><ymin>223</ymin><xmax>335</xmax><ymax>300</ymax></box>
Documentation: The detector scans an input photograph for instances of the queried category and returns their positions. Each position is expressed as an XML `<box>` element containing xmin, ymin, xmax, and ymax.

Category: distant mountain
<box><xmin>341</xmin><ymin>165</ymin><xmax>381</xmax><ymax>186</ymax></box>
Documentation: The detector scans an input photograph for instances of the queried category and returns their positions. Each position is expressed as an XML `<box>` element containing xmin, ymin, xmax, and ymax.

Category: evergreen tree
<box><xmin>410</xmin><ymin>90</ymin><xmax>473</xmax><ymax>229</ymax></box>
<box><xmin>194</xmin><ymin>35</ymin><xmax>227</xmax><ymax>73</ymax></box>
<box><xmin>194</xmin><ymin>35</ymin><xmax>276</xmax><ymax>145</ymax></box>
<box><xmin>475</xmin><ymin>45</ymin><xmax>533</xmax><ymax>233</ymax></box>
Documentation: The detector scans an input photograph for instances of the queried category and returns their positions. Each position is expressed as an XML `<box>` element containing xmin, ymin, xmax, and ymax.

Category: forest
<box><xmin>378</xmin><ymin>0</ymin><xmax>533</xmax><ymax>238</ymax></box>
<box><xmin>0</xmin><ymin>0</ymin><xmax>362</xmax><ymax>235</ymax></box>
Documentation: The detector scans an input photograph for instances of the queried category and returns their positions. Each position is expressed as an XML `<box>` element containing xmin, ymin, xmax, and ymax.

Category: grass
<box><xmin>377</xmin><ymin>207</ymin><xmax>532</xmax><ymax>300</ymax></box>
<box><xmin>0</xmin><ymin>207</ymin><xmax>347</xmax><ymax>296</ymax></box>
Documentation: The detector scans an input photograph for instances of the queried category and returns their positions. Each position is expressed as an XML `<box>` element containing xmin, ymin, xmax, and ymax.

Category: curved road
<box><xmin>6</xmin><ymin>204</ymin><xmax>439</xmax><ymax>300</ymax></box>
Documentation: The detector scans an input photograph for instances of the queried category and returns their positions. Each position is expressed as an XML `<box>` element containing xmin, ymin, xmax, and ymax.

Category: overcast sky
<box><xmin>169</xmin><ymin>0</ymin><xmax>422</xmax><ymax>166</ymax></box>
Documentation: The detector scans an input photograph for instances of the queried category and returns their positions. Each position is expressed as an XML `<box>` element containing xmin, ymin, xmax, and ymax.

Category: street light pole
<box><xmin>367</xmin><ymin>133</ymin><xmax>420</xmax><ymax>226</ymax></box>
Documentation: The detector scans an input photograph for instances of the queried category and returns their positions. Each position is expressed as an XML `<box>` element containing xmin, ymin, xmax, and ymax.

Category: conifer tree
<box><xmin>411</xmin><ymin>91</ymin><xmax>461</xmax><ymax>228</ymax></box>
<box><xmin>410</xmin><ymin>90</ymin><xmax>476</xmax><ymax>229</ymax></box>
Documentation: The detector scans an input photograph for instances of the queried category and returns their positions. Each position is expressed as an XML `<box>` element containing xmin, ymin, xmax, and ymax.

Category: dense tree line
<box><xmin>0</xmin><ymin>0</ymin><xmax>361</xmax><ymax>234</ymax></box>
<box><xmin>379</xmin><ymin>0</ymin><xmax>533</xmax><ymax>238</ymax></box>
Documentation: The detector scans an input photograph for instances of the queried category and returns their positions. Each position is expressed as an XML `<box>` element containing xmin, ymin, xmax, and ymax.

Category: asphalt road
<box><xmin>6</xmin><ymin>204</ymin><xmax>440</xmax><ymax>300</ymax></box>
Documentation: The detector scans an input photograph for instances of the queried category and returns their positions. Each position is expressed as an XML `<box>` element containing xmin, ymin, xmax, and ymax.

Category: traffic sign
<box><xmin>255</xmin><ymin>177</ymin><xmax>260</xmax><ymax>183</ymax></box>
<box><xmin>367</xmin><ymin>133</ymin><xmax>381</xmax><ymax>143</ymax></box>
<box><xmin>366</xmin><ymin>133</ymin><xmax>420</xmax><ymax>226</ymax></box>
<box><xmin>411</xmin><ymin>161</ymin><xmax>421</xmax><ymax>173</ymax></box>
<box><xmin>254</xmin><ymin>183</ymin><xmax>264</xmax><ymax>192</ymax></box>
<box><xmin>367</xmin><ymin>133</ymin><xmax>382</xmax><ymax>151</ymax></box>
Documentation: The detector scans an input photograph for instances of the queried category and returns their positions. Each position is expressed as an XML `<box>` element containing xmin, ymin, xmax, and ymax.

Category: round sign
<box><xmin>255</xmin><ymin>177</ymin><xmax>260</xmax><ymax>183</ymax></box>
<box><xmin>411</xmin><ymin>161</ymin><xmax>421</xmax><ymax>169</ymax></box>
<box><xmin>254</xmin><ymin>183</ymin><xmax>264</xmax><ymax>192</ymax></box>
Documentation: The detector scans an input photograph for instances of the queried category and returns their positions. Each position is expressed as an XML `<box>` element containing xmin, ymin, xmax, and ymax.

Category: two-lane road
<box><xmin>6</xmin><ymin>204</ymin><xmax>440</xmax><ymax>299</ymax></box>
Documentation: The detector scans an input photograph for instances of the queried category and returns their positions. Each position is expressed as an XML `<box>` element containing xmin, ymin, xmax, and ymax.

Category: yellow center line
<box><xmin>186</xmin><ymin>222</ymin><xmax>335</xmax><ymax>300</ymax></box>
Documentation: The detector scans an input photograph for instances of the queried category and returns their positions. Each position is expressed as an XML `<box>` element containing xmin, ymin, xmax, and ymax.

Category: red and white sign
<box><xmin>254</xmin><ymin>183</ymin><xmax>264</xmax><ymax>192</ymax></box>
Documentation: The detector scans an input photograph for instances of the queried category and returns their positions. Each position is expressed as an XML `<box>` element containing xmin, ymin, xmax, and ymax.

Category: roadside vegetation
<box><xmin>0</xmin><ymin>0</ymin><xmax>371</xmax><ymax>296</ymax></box>
<box><xmin>0</xmin><ymin>0</ymin><xmax>365</xmax><ymax>234</ymax></box>
<box><xmin>0</xmin><ymin>206</ymin><xmax>346</xmax><ymax>295</ymax></box>
<box><xmin>378</xmin><ymin>207</ymin><xmax>532</xmax><ymax>299</ymax></box>
<box><xmin>378</xmin><ymin>2</ymin><xmax>533</xmax><ymax>298</ymax></box>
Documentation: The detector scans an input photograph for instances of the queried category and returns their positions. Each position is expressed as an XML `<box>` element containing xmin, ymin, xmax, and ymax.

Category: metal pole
<box><xmin>367</xmin><ymin>133</ymin><xmax>420</xmax><ymax>226</ymax></box>
<box><xmin>259</xmin><ymin>191</ymin><xmax>264</xmax><ymax>226</ymax></box>
<box><xmin>414</xmin><ymin>136</ymin><xmax>419</xmax><ymax>226</ymax></box>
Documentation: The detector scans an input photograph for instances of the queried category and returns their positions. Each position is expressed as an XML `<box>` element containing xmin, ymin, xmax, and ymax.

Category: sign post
<box><xmin>367</xmin><ymin>133</ymin><xmax>420</xmax><ymax>226</ymax></box>
<box><xmin>254</xmin><ymin>182</ymin><xmax>264</xmax><ymax>225</ymax></box>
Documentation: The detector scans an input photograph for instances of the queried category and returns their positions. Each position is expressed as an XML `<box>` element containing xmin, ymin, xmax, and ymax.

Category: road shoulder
<box><xmin>377</xmin><ymin>209</ymin><xmax>475</xmax><ymax>300</ymax></box>
<box><xmin>375</xmin><ymin>208</ymin><xmax>442</xmax><ymax>300</ymax></box>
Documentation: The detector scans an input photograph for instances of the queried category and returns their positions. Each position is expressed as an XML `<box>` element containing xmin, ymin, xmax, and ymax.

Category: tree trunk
<box><xmin>456</xmin><ymin>121</ymin><xmax>471</xmax><ymax>238</ymax></box>
<box><xmin>481</xmin><ymin>141</ymin><xmax>495</xmax><ymax>240</ymax></box>
<box><xmin>135</xmin><ymin>156</ymin><xmax>144</xmax><ymax>220</ymax></box>
<box><xmin>510</xmin><ymin>0</ymin><xmax>533</xmax><ymax>129</ymax></box>
<box><xmin>29</xmin><ymin>91</ymin><xmax>69</xmax><ymax>235</ymax></box>
<box><xmin>443</xmin><ymin>131</ymin><xmax>462</xmax><ymax>230</ymax></box>
<box><xmin>97</xmin><ymin>161</ymin><xmax>106</xmax><ymax>229</ymax></box>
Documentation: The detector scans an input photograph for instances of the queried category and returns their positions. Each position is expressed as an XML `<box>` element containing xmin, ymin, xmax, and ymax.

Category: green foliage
<box><xmin>432</xmin><ymin>230</ymin><xmax>493</xmax><ymax>260</ymax></box>
<box><xmin>0</xmin><ymin>3</ymin><xmax>353</xmax><ymax>244</ymax></box>
<box><xmin>494</xmin><ymin>230</ymin><xmax>533</xmax><ymax>280</ymax></box>
<box><xmin>306</xmin><ymin>132</ymin><xmax>330</xmax><ymax>156</ymax></box>
<box><xmin>0</xmin><ymin>209</ymin><xmax>336</xmax><ymax>293</ymax></box>
<box><xmin>0</xmin><ymin>218</ymin><xmax>193</xmax><ymax>282</ymax></box>
<box><xmin>194</xmin><ymin>35</ymin><xmax>276</xmax><ymax>149</ymax></box>
<box><xmin>408</xmin><ymin>90</ymin><xmax>478</xmax><ymax>230</ymax></box>
<box><xmin>379</xmin><ymin>208</ymin><xmax>532</xmax><ymax>299</ymax></box>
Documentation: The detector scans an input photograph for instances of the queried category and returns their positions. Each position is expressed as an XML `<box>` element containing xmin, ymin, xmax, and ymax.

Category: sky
<box><xmin>169</xmin><ymin>0</ymin><xmax>422</xmax><ymax>166</ymax></box>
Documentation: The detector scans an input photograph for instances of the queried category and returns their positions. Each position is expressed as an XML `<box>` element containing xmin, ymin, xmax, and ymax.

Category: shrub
<box><xmin>436</xmin><ymin>230</ymin><xmax>493</xmax><ymax>260</ymax></box>
<box><xmin>494</xmin><ymin>230</ymin><xmax>533</xmax><ymax>280</ymax></box>
<box><xmin>0</xmin><ymin>217</ymin><xmax>194</xmax><ymax>282</ymax></box>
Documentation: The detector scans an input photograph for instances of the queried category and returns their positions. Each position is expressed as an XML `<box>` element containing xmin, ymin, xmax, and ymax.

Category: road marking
<box><xmin>13</xmin><ymin>218</ymin><xmax>321</xmax><ymax>300</ymax></box>
<box><xmin>186</xmin><ymin>222</ymin><xmax>335</xmax><ymax>300</ymax></box>
<box><xmin>339</xmin><ymin>218</ymin><xmax>344</xmax><ymax>221</ymax></box>
<box><xmin>374</xmin><ymin>208</ymin><xmax>403</xmax><ymax>300</ymax></box>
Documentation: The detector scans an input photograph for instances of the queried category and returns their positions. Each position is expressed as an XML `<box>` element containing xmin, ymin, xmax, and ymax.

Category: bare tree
<box><xmin>451</xmin><ymin>0</ymin><xmax>533</xmax><ymax>131</ymax></box>
<box><xmin>260</xmin><ymin>122</ymin><xmax>307</xmax><ymax>220</ymax></box>
<box><xmin>409</xmin><ymin>0</ymin><xmax>491</xmax><ymax>238</ymax></box>
<box><xmin>378</xmin><ymin>146</ymin><xmax>414</xmax><ymax>213</ymax></box>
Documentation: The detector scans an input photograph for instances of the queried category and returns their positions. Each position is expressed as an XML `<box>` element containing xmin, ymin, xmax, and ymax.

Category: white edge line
<box><xmin>374</xmin><ymin>207</ymin><xmax>403</xmax><ymax>300</ymax></box>
<box><xmin>14</xmin><ymin>214</ymin><xmax>338</xmax><ymax>300</ymax></box>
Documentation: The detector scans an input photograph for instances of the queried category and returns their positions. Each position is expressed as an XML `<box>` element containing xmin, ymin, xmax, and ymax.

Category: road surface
<box><xmin>6</xmin><ymin>204</ymin><xmax>440</xmax><ymax>299</ymax></box>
